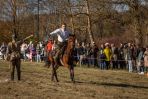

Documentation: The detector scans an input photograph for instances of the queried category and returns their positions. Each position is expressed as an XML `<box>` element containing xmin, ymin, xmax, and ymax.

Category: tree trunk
<box><xmin>131</xmin><ymin>0</ymin><xmax>143</xmax><ymax>46</ymax></box>
<box><xmin>12</xmin><ymin>0</ymin><xmax>17</xmax><ymax>39</ymax></box>
<box><xmin>85</xmin><ymin>0</ymin><xmax>94</xmax><ymax>44</ymax></box>
<box><xmin>134</xmin><ymin>16</ymin><xmax>143</xmax><ymax>46</ymax></box>
<box><xmin>68</xmin><ymin>0</ymin><xmax>74</xmax><ymax>34</ymax></box>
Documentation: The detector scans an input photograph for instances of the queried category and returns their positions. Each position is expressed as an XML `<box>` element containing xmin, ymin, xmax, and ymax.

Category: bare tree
<box><xmin>0</xmin><ymin>0</ymin><xmax>147</xmax><ymax>44</ymax></box>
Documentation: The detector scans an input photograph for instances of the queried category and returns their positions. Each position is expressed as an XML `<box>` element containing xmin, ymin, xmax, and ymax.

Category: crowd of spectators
<box><xmin>0</xmin><ymin>40</ymin><xmax>148</xmax><ymax>75</ymax></box>
<box><xmin>74</xmin><ymin>42</ymin><xmax>148</xmax><ymax>75</ymax></box>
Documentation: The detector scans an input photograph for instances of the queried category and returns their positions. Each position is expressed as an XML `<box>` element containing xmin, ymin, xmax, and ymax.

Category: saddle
<box><xmin>52</xmin><ymin>45</ymin><xmax>66</xmax><ymax>66</ymax></box>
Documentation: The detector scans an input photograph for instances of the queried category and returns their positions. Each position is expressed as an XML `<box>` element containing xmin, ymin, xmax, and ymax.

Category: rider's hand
<box><xmin>48</xmin><ymin>34</ymin><xmax>52</xmax><ymax>38</ymax></box>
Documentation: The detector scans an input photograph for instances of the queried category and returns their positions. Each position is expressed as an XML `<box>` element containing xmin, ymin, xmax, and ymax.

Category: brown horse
<box><xmin>48</xmin><ymin>34</ymin><xmax>76</xmax><ymax>83</ymax></box>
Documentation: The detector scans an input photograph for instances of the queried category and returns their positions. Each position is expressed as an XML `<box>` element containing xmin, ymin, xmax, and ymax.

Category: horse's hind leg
<box><xmin>54</xmin><ymin>65</ymin><xmax>59</xmax><ymax>82</ymax></box>
<box><xmin>51</xmin><ymin>64</ymin><xmax>54</xmax><ymax>81</ymax></box>
<box><xmin>51</xmin><ymin>64</ymin><xmax>59</xmax><ymax>82</ymax></box>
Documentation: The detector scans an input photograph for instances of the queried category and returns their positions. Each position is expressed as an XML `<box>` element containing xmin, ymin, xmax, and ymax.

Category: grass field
<box><xmin>0</xmin><ymin>60</ymin><xmax>148</xmax><ymax>99</ymax></box>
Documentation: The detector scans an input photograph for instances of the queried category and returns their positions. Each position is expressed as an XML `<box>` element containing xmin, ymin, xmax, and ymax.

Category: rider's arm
<box><xmin>50</xmin><ymin>29</ymin><xmax>60</xmax><ymax>35</ymax></box>
<box><xmin>65</xmin><ymin>31</ymin><xmax>72</xmax><ymax>41</ymax></box>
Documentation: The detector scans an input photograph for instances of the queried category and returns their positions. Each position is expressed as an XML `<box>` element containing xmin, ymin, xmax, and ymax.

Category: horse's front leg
<box><xmin>69</xmin><ymin>65</ymin><xmax>75</xmax><ymax>83</ymax></box>
<box><xmin>50</xmin><ymin>56</ymin><xmax>59</xmax><ymax>82</ymax></box>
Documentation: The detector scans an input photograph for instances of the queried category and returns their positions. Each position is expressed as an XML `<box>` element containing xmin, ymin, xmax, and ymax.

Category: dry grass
<box><xmin>0</xmin><ymin>60</ymin><xmax>148</xmax><ymax>99</ymax></box>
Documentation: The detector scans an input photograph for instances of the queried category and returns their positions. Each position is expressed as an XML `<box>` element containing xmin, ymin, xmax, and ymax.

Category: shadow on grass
<box><xmin>74</xmin><ymin>81</ymin><xmax>148</xmax><ymax>89</ymax></box>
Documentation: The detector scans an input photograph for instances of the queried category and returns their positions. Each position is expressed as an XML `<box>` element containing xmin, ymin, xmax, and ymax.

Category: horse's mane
<box><xmin>68</xmin><ymin>34</ymin><xmax>75</xmax><ymax>42</ymax></box>
<box><xmin>69</xmin><ymin>34</ymin><xmax>76</xmax><ymax>38</ymax></box>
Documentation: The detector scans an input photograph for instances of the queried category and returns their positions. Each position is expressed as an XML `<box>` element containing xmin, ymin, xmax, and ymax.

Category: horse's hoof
<box><xmin>51</xmin><ymin>79</ymin><xmax>54</xmax><ymax>82</ymax></box>
<box><xmin>72</xmin><ymin>79</ymin><xmax>75</xmax><ymax>83</ymax></box>
<box><xmin>56</xmin><ymin>80</ymin><xmax>59</xmax><ymax>82</ymax></box>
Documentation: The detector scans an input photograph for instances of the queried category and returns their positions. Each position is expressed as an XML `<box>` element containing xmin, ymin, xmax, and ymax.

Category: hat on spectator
<box><xmin>105</xmin><ymin>43</ymin><xmax>109</xmax><ymax>46</ymax></box>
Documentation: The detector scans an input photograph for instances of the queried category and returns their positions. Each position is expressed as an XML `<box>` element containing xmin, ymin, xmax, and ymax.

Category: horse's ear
<box><xmin>69</xmin><ymin>34</ymin><xmax>75</xmax><ymax>36</ymax></box>
<box><xmin>73</xmin><ymin>34</ymin><xmax>76</xmax><ymax>37</ymax></box>
<box><xmin>70</xmin><ymin>34</ymin><xmax>76</xmax><ymax>38</ymax></box>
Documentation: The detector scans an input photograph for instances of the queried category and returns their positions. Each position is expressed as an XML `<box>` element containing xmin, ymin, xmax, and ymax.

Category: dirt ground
<box><xmin>0</xmin><ymin>60</ymin><xmax>148</xmax><ymax>99</ymax></box>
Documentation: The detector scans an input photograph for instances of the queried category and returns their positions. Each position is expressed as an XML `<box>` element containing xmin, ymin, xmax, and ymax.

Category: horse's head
<box><xmin>67</xmin><ymin>34</ymin><xmax>76</xmax><ymax>49</ymax></box>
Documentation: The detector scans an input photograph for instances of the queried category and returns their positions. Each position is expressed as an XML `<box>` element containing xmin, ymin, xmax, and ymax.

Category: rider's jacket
<box><xmin>50</xmin><ymin>28</ymin><xmax>70</xmax><ymax>43</ymax></box>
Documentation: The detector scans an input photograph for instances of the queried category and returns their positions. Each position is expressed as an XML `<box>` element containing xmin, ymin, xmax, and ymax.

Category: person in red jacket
<box><xmin>44</xmin><ymin>38</ymin><xmax>54</xmax><ymax>67</ymax></box>
<box><xmin>46</xmin><ymin>39</ymin><xmax>53</xmax><ymax>53</ymax></box>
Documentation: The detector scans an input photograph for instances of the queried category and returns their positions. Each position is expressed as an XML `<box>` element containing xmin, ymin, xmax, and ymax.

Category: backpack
<box><xmin>100</xmin><ymin>53</ymin><xmax>106</xmax><ymax>59</ymax></box>
<box><xmin>8</xmin><ymin>42</ymin><xmax>20</xmax><ymax>61</ymax></box>
<box><xmin>10</xmin><ymin>51</ymin><xmax>20</xmax><ymax>61</ymax></box>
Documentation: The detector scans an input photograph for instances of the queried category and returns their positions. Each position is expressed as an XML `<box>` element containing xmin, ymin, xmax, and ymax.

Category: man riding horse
<box><xmin>48</xmin><ymin>23</ymin><xmax>75</xmax><ymax>82</ymax></box>
<box><xmin>49</xmin><ymin>23</ymin><xmax>71</xmax><ymax>64</ymax></box>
